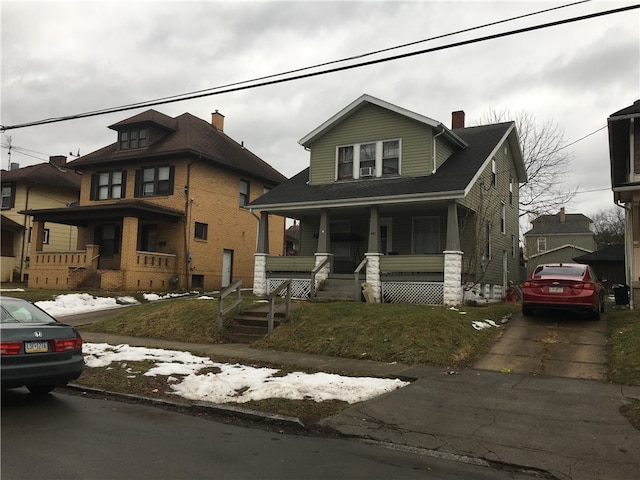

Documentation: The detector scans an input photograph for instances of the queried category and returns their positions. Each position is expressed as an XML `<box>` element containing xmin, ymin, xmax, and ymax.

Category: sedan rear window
<box><xmin>533</xmin><ymin>265</ymin><xmax>586</xmax><ymax>277</ymax></box>
<box><xmin>0</xmin><ymin>299</ymin><xmax>56</xmax><ymax>324</ymax></box>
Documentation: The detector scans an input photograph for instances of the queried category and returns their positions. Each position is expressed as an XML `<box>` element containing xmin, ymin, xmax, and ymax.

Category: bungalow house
<box><xmin>22</xmin><ymin>109</ymin><xmax>287</xmax><ymax>292</ymax></box>
<box><xmin>247</xmin><ymin>94</ymin><xmax>526</xmax><ymax>305</ymax></box>
<box><xmin>608</xmin><ymin>99</ymin><xmax>640</xmax><ymax>308</ymax></box>
<box><xmin>1</xmin><ymin>157</ymin><xmax>81</xmax><ymax>282</ymax></box>
<box><xmin>523</xmin><ymin>208</ymin><xmax>596</xmax><ymax>276</ymax></box>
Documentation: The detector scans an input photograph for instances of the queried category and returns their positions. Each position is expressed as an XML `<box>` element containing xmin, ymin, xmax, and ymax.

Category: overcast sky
<box><xmin>1</xmin><ymin>0</ymin><xmax>638</xmax><ymax>222</ymax></box>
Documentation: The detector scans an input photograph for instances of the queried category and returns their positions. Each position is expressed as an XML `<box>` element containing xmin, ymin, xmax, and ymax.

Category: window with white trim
<box><xmin>194</xmin><ymin>222</ymin><xmax>208</xmax><ymax>240</ymax></box>
<box><xmin>119</xmin><ymin>128</ymin><xmax>147</xmax><ymax>150</ymax></box>
<box><xmin>512</xmin><ymin>234</ymin><xmax>517</xmax><ymax>258</ymax></box>
<box><xmin>1</xmin><ymin>182</ymin><xmax>15</xmax><ymax>209</ymax></box>
<box><xmin>491</xmin><ymin>158</ymin><xmax>497</xmax><ymax>187</ymax></box>
<box><xmin>537</xmin><ymin>237</ymin><xmax>546</xmax><ymax>252</ymax></box>
<box><xmin>92</xmin><ymin>170</ymin><xmax>125</xmax><ymax>200</ymax></box>
<box><xmin>509</xmin><ymin>176</ymin><xmax>514</xmax><ymax>206</ymax></box>
<box><xmin>28</xmin><ymin>227</ymin><xmax>49</xmax><ymax>245</ymax></box>
<box><xmin>336</xmin><ymin>139</ymin><xmax>400</xmax><ymax>180</ymax></box>
<box><xmin>239</xmin><ymin>180</ymin><xmax>250</xmax><ymax>206</ymax></box>
<box><xmin>501</xmin><ymin>202</ymin><xmax>506</xmax><ymax>234</ymax></box>
<box><xmin>485</xmin><ymin>222</ymin><xmax>492</xmax><ymax>259</ymax></box>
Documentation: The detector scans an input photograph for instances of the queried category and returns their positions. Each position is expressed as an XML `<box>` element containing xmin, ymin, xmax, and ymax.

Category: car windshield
<box><xmin>533</xmin><ymin>265</ymin><xmax>586</xmax><ymax>278</ymax></box>
<box><xmin>0</xmin><ymin>298</ymin><xmax>57</xmax><ymax>324</ymax></box>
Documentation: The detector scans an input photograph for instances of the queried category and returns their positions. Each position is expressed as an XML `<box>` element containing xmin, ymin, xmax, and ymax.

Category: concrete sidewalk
<box><xmin>78</xmin><ymin>329</ymin><xmax>640</xmax><ymax>480</ymax></box>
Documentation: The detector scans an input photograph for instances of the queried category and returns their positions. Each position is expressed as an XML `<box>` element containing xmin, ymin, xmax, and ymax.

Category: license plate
<box><xmin>25</xmin><ymin>341</ymin><xmax>49</xmax><ymax>353</ymax></box>
<box><xmin>548</xmin><ymin>286</ymin><xmax>563</xmax><ymax>293</ymax></box>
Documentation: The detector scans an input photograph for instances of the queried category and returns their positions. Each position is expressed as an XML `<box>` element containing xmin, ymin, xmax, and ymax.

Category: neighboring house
<box><xmin>523</xmin><ymin>208</ymin><xmax>596</xmax><ymax>275</ymax></box>
<box><xmin>23</xmin><ymin>109</ymin><xmax>287</xmax><ymax>292</ymax></box>
<box><xmin>248</xmin><ymin>94</ymin><xmax>526</xmax><ymax>305</ymax></box>
<box><xmin>1</xmin><ymin>157</ymin><xmax>81</xmax><ymax>282</ymax></box>
<box><xmin>609</xmin><ymin>99</ymin><xmax>640</xmax><ymax>308</ymax></box>
<box><xmin>573</xmin><ymin>244</ymin><xmax>625</xmax><ymax>293</ymax></box>
<box><xmin>285</xmin><ymin>222</ymin><xmax>300</xmax><ymax>256</ymax></box>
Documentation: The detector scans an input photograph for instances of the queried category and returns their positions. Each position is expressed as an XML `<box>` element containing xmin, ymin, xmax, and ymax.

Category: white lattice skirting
<box><xmin>382</xmin><ymin>281</ymin><xmax>444</xmax><ymax>304</ymax></box>
<box><xmin>267</xmin><ymin>278</ymin><xmax>311</xmax><ymax>299</ymax></box>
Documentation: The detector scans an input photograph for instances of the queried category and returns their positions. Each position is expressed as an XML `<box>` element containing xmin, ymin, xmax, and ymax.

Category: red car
<box><xmin>522</xmin><ymin>263</ymin><xmax>605</xmax><ymax>320</ymax></box>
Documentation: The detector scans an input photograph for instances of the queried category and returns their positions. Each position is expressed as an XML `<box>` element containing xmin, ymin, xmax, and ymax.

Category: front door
<box><xmin>222</xmin><ymin>249</ymin><xmax>233</xmax><ymax>287</ymax></box>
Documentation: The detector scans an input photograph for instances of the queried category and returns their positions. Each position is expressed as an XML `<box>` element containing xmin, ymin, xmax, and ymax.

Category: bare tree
<box><xmin>479</xmin><ymin>109</ymin><xmax>577</xmax><ymax>219</ymax></box>
<box><xmin>591</xmin><ymin>206</ymin><xmax>625</xmax><ymax>249</ymax></box>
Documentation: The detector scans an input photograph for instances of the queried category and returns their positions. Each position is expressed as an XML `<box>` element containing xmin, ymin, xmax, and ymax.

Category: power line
<box><xmin>2</xmin><ymin>3</ymin><xmax>636</xmax><ymax>132</ymax></box>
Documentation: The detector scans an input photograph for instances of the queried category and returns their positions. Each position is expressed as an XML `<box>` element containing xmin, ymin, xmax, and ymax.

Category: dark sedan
<box><xmin>522</xmin><ymin>263</ymin><xmax>605</xmax><ymax>320</ymax></box>
<box><xmin>1</xmin><ymin>296</ymin><xmax>84</xmax><ymax>394</ymax></box>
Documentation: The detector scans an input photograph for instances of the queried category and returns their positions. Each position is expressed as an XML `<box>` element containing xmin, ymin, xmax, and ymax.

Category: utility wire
<box><xmin>48</xmin><ymin>0</ymin><xmax>592</xmax><ymax>116</ymax></box>
<box><xmin>1</xmin><ymin>3</ymin><xmax>637</xmax><ymax>132</ymax></box>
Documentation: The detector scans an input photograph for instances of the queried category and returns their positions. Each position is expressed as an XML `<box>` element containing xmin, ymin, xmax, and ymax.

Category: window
<box><xmin>195</xmin><ymin>222</ymin><xmax>208</xmax><ymax>240</ymax></box>
<box><xmin>95</xmin><ymin>224</ymin><xmax>120</xmax><ymax>256</ymax></box>
<box><xmin>509</xmin><ymin>177</ymin><xmax>514</xmax><ymax>206</ymax></box>
<box><xmin>28</xmin><ymin>228</ymin><xmax>49</xmax><ymax>245</ymax></box>
<box><xmin>337</xmin><ymin>146</ymin><xmax>354</xmax><ymax>179</ymax></box>
<box><xmin>119</xmin><ymin>128</ymin><xmax>147</xmax><ymax>150</ymax></box>
<box><xmin>336</xmin><ymin>139</ymin><xmax>401</xmax><ymax>180</ymax></box>
<box><xmin>485</xmin><ymin>222</ymin><xmax>492</xmax><ymax>259</ymax></box>
<box><xmin>412</xmin><ymin>217</ymin><xmax>440</xmax><ymax>254</ymax></box>
<box><xmin>239</xmin><ymin>180</ymin><xmax>250</xmax><ymax>206</ymax></box>
<box><xmin>491</xmin><ymin>158</ymin><xmax>497</xmax><ymax>187</ymax></box>
<box><xmin>500</xmin><ymin>202</ymin><xmax>506</xmax><ymax>234</ymax></box>
<box><xmin>135</xmin><ymin>165</ymin><xmax>173</xmax><ymax>197</ymax></box>
<box><xmin>382</xmin><ymin>140</ymin><xmax>399</xmax><ymax>175</ymax></box>
<box><xmin>537</xmin><ymin>237</ymin><xmax>546</xmax><ymax>253</ymax></box>
<box><xmin>92</xmin><ymin>170</ymin><xmax>125</xmax><ymax>200</ymax></box>
<box><xmin>512</xmin><ymin>234</ymin><xmax>517</xmax><ymax>258</ymax></box>
<box><xmin>1</xmin><ymin>182</ymin><xmax>15</xmax><ymax>209</ymax></box>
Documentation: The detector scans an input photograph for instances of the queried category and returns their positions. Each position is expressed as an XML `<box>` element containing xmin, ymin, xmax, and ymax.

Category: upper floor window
<box><xmin>1</xmin><ymin>182</ymin><xmax>15</xmax><ymax>209</ymax></box>
<box><xmin>135</xmin><ymin>165</ymin><xmax>174</xmax><ymax>197</ymax></box>
<box><xmin>500</xmin><ymin>202</ymin><xmax>506</xmax><ymax>234</ymax></box>
<box><xmin>485</xmin><ymin>221</ymin><xmax>492</xmax><ymax>259</ymax></box>
<box><xmin>512</xmin><ymin>234</ymin><xmax>517</xmax><ymax>258</ymax></box>
<box><xmin>509</xmin><ymin>176</ymin><xmax>514</xmax><ymax>205</ymax></box>
<box><xmin>119</xmin><ymin>128</ymin><xmax>147</xmax><ymax>150</ymax></box>
<box><xmin>239</xmin><ymin>180</ymin><xmax>250</xmax><ymax>206</ymax></box>
<box><xmin>537</xmin><ymin>237</ymin><xmax>546</xmax><ymax>253</ymax></box>
<box><xmin>91</xmin><ymin>170</ymin><xmax>126</xmax><ymax>200</ymax></box>
<box><xmin>337</xmin><ymin>146</ymin><xmax>354</xmax><ymax>179</ymax></box>
<box><xmin>337</xmin><ymin>139</ymin><xmax>400</xmax><ymax>180</ymax></box>
<box><xmin>491</xmin><ymin>158</ymin><xmax>497</xmax><ymax>187</ymax></box>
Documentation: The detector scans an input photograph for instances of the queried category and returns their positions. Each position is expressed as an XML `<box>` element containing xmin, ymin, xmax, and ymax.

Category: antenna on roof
<box><xmin>69</xmin><ymin>148</ymin><xmax>80</xmax><ymax>157</ymax></box>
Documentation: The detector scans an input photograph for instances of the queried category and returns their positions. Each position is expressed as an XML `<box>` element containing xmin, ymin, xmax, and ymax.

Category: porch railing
<box><xmin>379</xmin><ymin>254</ymin><xmax>444</xmax><ymax>273</ymax></box>
<box><xmin>266</xmin><ymin>279</ymin><xmax>292</xmax><ymax>333</ymax></box>
<box><xmin>310</xmin><ymin>256</ymin><xmax>331</xmax><ymax>299</ymax></box>
<box><xmin>215</xmin><ymin>279</ymin><xmax>243</xmax><ymax>331</ymax></box>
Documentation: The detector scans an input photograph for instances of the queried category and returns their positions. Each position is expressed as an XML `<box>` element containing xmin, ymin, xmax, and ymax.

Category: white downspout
<box><xmin>433</xmin><ymin>126</ymin><xmax>445</xmax><ymax>174</ymax></box>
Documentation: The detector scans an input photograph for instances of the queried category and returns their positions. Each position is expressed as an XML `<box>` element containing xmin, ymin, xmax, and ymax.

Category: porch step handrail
<box><xmin>70</xmin><ymin>253</ymin><xmax>101</xmax><ymax>272</ymax></box>
<box><xmin>310</xmin><ymin>257</ymin><xmax>331</xmax><ymax>299</ymax></box>
<box><xmin>215</xmin><ymin>279</ymin><xmax>243</xmax><ymax>331</ymax></box>
<box><xmin>354</xmin><ymin>257</ymin><xmax>368</xmax><ymax>301</ymax></box>
<box><xmin>267</xmin><ymin>279</ymin><xmax>292</xmax><ymax>333</ymax></box>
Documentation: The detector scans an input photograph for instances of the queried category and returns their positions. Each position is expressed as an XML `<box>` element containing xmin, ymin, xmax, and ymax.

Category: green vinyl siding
<box><xmin>308</xmin><ymin>103</ymin><xmax>438</xmax><ymax>184</ymax></box>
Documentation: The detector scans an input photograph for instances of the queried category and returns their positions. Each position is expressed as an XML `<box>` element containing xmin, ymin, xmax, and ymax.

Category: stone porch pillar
<box><xmin>365</xmin><ymin>253</ymin><xmax>381</xmax><ymax>302</ymax></box>
<box><xmin>253</xmin><ymin>253</ymin><xmax>268</xmax><ymax>295</ymax></box>
<box><xmin>443</xmin><ymin>250</ymin><xmax>463</xmax><ymax>305</ymax></box>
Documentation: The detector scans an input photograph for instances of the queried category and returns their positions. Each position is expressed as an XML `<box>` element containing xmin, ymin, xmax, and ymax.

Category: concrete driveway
<box><xmin>473</xmin><ymin>308</ymin><xmax>608</xmax><ymax>380</ymax></box>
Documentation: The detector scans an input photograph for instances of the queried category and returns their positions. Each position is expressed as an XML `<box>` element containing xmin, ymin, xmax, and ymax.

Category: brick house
<box><xmin>248</xmin><ymin>94</ymin><xmax>526</xmax><ymax>305</ymax></box>
<box><xmin>1</xmin><ymin>156</ymin><xmax>81</xmax><ymax>282</ymax></box>
<box><xmin>23</xmin><ymin>109</ymin><xmax>287</xmax><ymax>292</ymax></box>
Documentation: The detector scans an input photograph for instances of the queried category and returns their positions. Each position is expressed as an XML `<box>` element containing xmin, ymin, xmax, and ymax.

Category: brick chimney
<box><xmin>559</xmin><ymin>207</ymin><xmax>566</xmax><ymax>223</ymax></box>
<box><xmin>49</xmin><ymin>155</ymin><xmax>67</xmax><ymax>168</ymax></box>
<box><xmin>451</xmin><ymin>110</ymin><xmax>465</xmax><ymax>129</ymax></box>
<box><xmin>211</xmin><ymin>110</ymin><xmax>225</xmax><ymax>132</ymax></box>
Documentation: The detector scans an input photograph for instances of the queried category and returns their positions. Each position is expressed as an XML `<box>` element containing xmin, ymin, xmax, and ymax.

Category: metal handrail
<box><xmin>71</xmin><ymin>253</ymin><xmax>101</xmax><ymax>272</ymax></box>
<box><xmin>215</xmin><ymin>279</ymin><xmax>243</xmax><ymax>331</ymax></box>
<box><xmin>310</xmin><ymin>257</ymin><xmax>331</xmax><ymax>299</ymax></box>
<box><xmin>267</xmin><ymin>279</ymin><xmax>292</xmax><ymax>333</ymax></box>
<box><xmin>354</xmin><ymin>257</ymin><xmax>368</xmax><ymax>301</ymax></box>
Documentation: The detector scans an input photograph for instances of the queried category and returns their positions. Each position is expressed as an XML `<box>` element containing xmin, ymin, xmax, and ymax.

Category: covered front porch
<box><xmin>253</xmin><ymin>201</ymin><xmax>484</xmax><ymax>305</ymax></box>
<box><xmin>25</xmin><ymin>201</ymin><xmax>186</xmax><ymax>291</ymax></box>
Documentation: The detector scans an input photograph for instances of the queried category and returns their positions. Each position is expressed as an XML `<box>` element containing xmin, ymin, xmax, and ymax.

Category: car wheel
<box><xmin>600</xmin><ymin>299</ymin><xmax>605</xmax><ymax>313</ymax></box>
<box><xmin>522</xmin><ymin>305</ymin><xmax>534</xmax><ymax>317</ymax></box>
<box><xmin>592</xmin><ymin>304</ymin><xmax>601</xmax><ymax>321</ymax></box>
<box><xmin>27</xmin><ymin>384</ymin><xmax>56</xmax><ymax>395</ymax></box>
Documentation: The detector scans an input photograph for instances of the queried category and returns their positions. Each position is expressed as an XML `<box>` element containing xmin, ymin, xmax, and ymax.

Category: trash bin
<box><xmin>613</xmin><ymin>284</ymin><xmax>630</xmax><ymax>305</ymax></box>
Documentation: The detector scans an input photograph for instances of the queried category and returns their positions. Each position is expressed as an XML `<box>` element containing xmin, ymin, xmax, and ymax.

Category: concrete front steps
<box><xmin>224</xmin><ymin>308</ymin><xmax>285</xmax><ymax>344</ymax></box>
<box><xmin>315</xmin><ymin>274</ymin><xmax>362</xmax><ymax>302</ymax></box>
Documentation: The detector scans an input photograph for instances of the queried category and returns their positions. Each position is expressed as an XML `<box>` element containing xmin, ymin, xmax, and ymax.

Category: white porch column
<box><xmin>443</xmin><ymin>250</ymin><xmax>463</xmax><ymax>305</ymax></box>
<box><xmin>253</xmin><ymin>253</ymin><xmax>268</xmax><ymax>295</ymax></box>
<box><xmin>365</xmin><ymin>252</ymin><xmax>381</xmax><ymax>302</ymax></box>
<box><xmin>314</xmin><ymin>253</ymin><xmax>333</xmax><ymax>289</ymax></box>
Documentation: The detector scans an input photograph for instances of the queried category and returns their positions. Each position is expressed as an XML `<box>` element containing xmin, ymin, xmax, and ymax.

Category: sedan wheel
<box><xmin>592</xmin><ymin>303</ymin><xmax>601</xmax><ymax>321</ymax></box>
<box><xmin>27</xmin><ymin>384</ymin><xmax>56</xmax><ymax>395</ymax></box>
